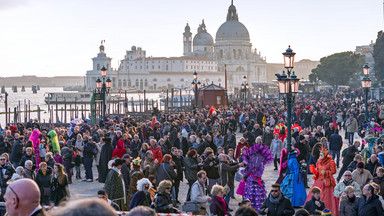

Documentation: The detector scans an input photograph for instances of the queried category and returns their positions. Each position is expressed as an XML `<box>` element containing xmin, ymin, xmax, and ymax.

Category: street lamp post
<box><xmin>241</xmin><ymin>75</ymin><xmax>249</xmax><ymax>105</ymax></box>
<box><xmin>95</xmin><ymin>66</ymin><xmax>112</xmax><ymax>123</ymax></box>
<box><xmin>275</xmin><ymin>46</ymin><xmax>300</xmax><ymax>152</ymax></box>
<box><xmin>191</xmin><ymin>71</ymin><xmax>201</xmax><ymax>108</ymax></box>
<box><xmin>362</xmin><ymin>64</ymin><xmax>371</xmax><ymax>122</ymax></box>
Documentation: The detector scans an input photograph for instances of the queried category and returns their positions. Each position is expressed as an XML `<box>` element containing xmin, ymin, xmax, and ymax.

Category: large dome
<box><xmin>215</xmin><ymin>1</ymin><xmax>250</xmax><ymax>41</ymax></box>
<box><xmin>216</xmin><ymin>20</ymin><xmax>249</xmax><ymax>41</ymax></box>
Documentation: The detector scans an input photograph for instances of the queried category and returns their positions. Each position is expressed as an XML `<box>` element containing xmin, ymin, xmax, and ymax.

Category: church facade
<box><xmin>86</xmin><ymin>1</ymin><xmax>267</xmax><ymax>92</ymax></box>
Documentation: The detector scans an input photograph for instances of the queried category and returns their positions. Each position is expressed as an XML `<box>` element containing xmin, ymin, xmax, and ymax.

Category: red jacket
<box><xmin>112</xmin><ymin>139</ymin><xmax>126</xmax><ymax>159</ymax></box>
<box><xmin>150</xmin><ymin>146</ymin><xmax>163</xmax><ymax>164</ymax></box>
<box><xmin>235</xmin><ymin>142</ymin><xmax>249</xmax><ymax>159</ymax></box>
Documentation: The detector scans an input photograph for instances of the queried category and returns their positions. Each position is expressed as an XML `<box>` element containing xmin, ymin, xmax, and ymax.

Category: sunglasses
<box><xmin>7</xmin><ymin>185</ymin><xmax>20</xmax><ymax>203</ymax></box>
<box><xmin>0</xmin><ymin>159</ymin><xmax>5</xmax><ymax>161</ymax></box>
<box><xmin>271</xmin><ymin>190</ymin><xmax>279</xmax><ymax>192</ymax></box>
<box><xmin>166</xmin><ymin>188</ymin><xmax>171</xmax><ymax>190</ymax></box>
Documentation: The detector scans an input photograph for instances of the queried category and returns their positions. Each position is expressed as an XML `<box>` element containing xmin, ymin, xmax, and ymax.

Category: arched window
<box><xmin>145</xmin><ymin>79</ymin><xmax>148</xmax><ymax>87</ymax></box>
<box><xmin>128</xmin><ymin>79</ymin><xmax>131</xmax><ymax>87</ymax></box>
<box><xmin>135</xmin><ymin>79</ymin><xmax>139</xmax><ymax>87</ymax></box>
<box><xmin>220</xmin><ymin>50</ymin><xmax>223</xmax><ymax>59</ymax></box>
<box><xmin>153</xmin><ymin>78</ymin><xmax>157</xmax><ymax>82</ymax></box>
<box><xmin>233</xmin><ymin>49</ymin><xmax>236</xmax><ymax>59</ymax></box>
<box><xmin>167</xmin><ymin>78</ymin><xmax>171</xmax><ymax>82</ymax></box>
<box><xmin>123</xmin><ymin>79</ymin><xmax>127</xmax><ymax>87</ymax></box>
<box><xmin>166</xmin><ymin>65</ymin><xmax>169</xmax><ymax>71</ymax></box>
<box><xmin>238</xmin><ymin>49</ymin><xmax>241</xmax><ymax>59</ymax></box>
<box><xmin>140</xmin><ymin>79</ymin><xmax>143</xmax><ymax>90</ymax></box>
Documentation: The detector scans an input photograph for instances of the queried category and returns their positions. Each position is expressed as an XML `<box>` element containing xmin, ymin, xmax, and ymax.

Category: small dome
<box><xmin>193</xmin><ymin>32</ymin><xmax>214</xmax><ymax>46</ymax></box>
<box><xmin>216</xmin><ymin>20</ymin><xmax>249</xmax><ymax>41</ymax></box>
<box><xmin>184</xmin><ymin>23</ymin><xmax>191</xmax><ymax>32</ymax></box>
<box><xmin>193</xmin><ymin>20</ymin><xmax>214</xmax><ymax>46</ymax></box>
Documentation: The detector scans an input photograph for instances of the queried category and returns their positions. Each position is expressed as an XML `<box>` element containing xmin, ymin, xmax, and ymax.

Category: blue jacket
<box><xmin>329</xmin><ymin>133</ymin><xmax>343</xmax><ymax>151</ymax></box>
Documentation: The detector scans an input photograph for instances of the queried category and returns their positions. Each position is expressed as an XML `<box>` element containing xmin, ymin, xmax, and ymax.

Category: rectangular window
<box><xmin>217</xmin><ymin>96</ymin><xmax>222</xmax><ymax>105</ymax></box>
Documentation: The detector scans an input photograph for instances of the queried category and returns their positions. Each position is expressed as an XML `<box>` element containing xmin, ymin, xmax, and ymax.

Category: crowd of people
<box><xmin>2</xmin><ymin>89</ymin><xmax>384</xmax><ymax>215</ymax></box>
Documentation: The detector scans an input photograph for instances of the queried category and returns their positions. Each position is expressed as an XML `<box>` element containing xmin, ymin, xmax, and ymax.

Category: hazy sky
<box><xmin>0</xmin><ymin>0</ymin><xmax>383</xmax><ymax>77</ymax></box>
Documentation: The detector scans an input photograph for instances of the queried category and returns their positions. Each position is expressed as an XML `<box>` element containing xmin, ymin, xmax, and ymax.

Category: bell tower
<box><xmin>183</xmin><ymin>23</ymin><xmax>192</xmax><ymax>56</ymax></box>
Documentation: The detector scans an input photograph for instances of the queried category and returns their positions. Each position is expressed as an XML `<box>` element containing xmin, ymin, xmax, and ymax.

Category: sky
<box><xmin>0</xmin><ymin>0</ymin><xmax>383</xmax><ymax>77</ymax></box>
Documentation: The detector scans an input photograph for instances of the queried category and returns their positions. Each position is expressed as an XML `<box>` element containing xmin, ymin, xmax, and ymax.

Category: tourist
<box><xmin>5</xmin><ymin>178</ymin><xmax>47</xmax><ymax>216</ymax></box>
<box><xmin>35</xmin><ymin>162</ymin><xmax>53</xmax><ymax>205</ymax></box>
<box><xmin>365</xmin><ymin>154</ymin><xmax>382</xmax><ymax>176</ymax></box>
<box><xmin>270</xmin><ymin>133</ymin><xmax>283</xmax><ymax>171</ymax></box>
<box><xmin>127</xmin><ymin>206</ymin><xmax>156</xmax><ymax>216</ymax></box>
<box><xmin>10</xmin><ymin>166</ymin><xmax>24</xmax><ymax>181</ymax></box>
<box><xmin>152</xmin><ymin>180</ymin><xmax>179</xmax><ymax>213</ymax></box>
<box><xmin>10</xmin><ymin>136</ymin><xmax>23</xmax><ymax>167</ymax></box>
<box><xmin>259</xmin><ymin>183</ymin><xmax>294</xmax><ymax>216</ymax></box>
<box><xmin>184</xmin><ymin>149</ymin><xmax>201</xmax><ymax>200</ymax></box>
<box><xmin>143</xmin><ymin>150</ymin><xmax>159</xmax><ymax>178</ymax></box>
<box><xmin>339</xmin><ymin>185</ymin><xmax>359</xmax><ymax>216</ymax></box>
<box><xmin>337</xmin><ymin>141</ymin><xmax>360</xmax><ymax>182</ymax></box>
<box><xmin>98</xmin><ymin>137</ymin><xmax>113</xmax><ymax>183</ymax></box>
<box><xmin>60</xmin><ymin>142</ymin><xmax>74</xmax><ymax>184</ymax></box>
<box><xmin>210</xmin><ymin>184</ymin><xmax>230</xmax><ymax>216</ymax></box>
<box><xmin>329</xmin><ymin>129</ymin><xmax>342</xmax><ymax>168</ymax></box>
<box><xmin>171</xmin><ymin>147</ymin><xmax>183</xmax><ymax>203</ymax></box>
<box><xmin>351</xmin><ymin>162</ymin><xmax>373</xmax><ymax>189</ymax></box>
<box><xmin>156</xmin><ymin>154</ymin><xmax>177</xmax><ymax>186</ymax></box>
<box><xmin>190</xmin><ymin>170</ymin><xmax>211</xmax><ymax>215</ymax></box>
<box><xmin>303</xmin><ymin>186</ymin><xmax>325</xmax><ymax>215</ymax></box>
<box><xmin>130</xmin><ymin>135</ymin><xmax>142</xmax><ymax>158</ymax></box>
<box><xmin>49</xmin><ymin>198</ymin><xmax>116</xmax><ymax>216</ymax></box>
<box><xmin>19</xmin><ymin>147</ymin><xmax>36</xmax><ymax>171</ymax></box>
<box><xmin>218</xmin><ymin>153</ymin><xmax>241</xmax><ymax>206</ymax></box>
<box><xmin>44</xmin><ymin>152</ymin><xmax>55</xmax><ymax>169</ymax></box>
<box><xmin>334</xmin><ymin>170</ymin><xmax>361</xmax><ymax>198</ymax></box>
<box><xmin>373</xmin><ymin>167</ymin><xmax>384</xmax><ymax>197</ymax></box>
<box><xmin>97</xmin><ymin>189</ymin><xmax>120</xmax><ymax>211</ymax></box>
<box><xmin>83</xmin><ymin>135</ymin><xmax>97</xmax><ymax>182</ymax></box>
<box><xmin>23</xmin><ymin>160</ymin><xmax>36</xmax><ymax>180</ymax></box>
<box><xmin>203</xmin><ymin>150</ymin><xmax>220</xmax><ymax>196</ymax></box>
<box><xmin>345</xmin><ymin>114</ymin><xmax>358</xmax><ymax>146</ymax></box>
<box><xmin>50</xmin><ymin>163</ymin><xmax>69</xmax><ymax>206</ymax></box>
<box><xmin>352</xmin><ymin>184</ymin><xmax>383</xmax><ymax>216</ymax></box>
<box><xmin>129</xmin><ymin>178</ymin><xmax>152</xmax><ymax>210</ymax></box>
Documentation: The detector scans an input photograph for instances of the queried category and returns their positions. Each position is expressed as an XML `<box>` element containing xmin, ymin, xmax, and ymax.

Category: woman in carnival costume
<box><xmin>242</xmin><ymin>143</ymin><xmax>274</xmax><ymax>212</ymax></box>
<box><xmin>280</xmin><ymin>145</ymin><xmax>307</xmax><ymax>207</ymax></box>
<box><xmin>275</xmin><ymin>148</ymin><xmax>288</xmax><ymax>184</ymax></box>
<box><xmin>308</xmin><ymin>144</ymin><xmax>339</xmax><ymax>215</ymax></box>
<box><xmin>29</xmin><ymin>129</ymin><xmax>42</xmax><ymax>169</ymax></box>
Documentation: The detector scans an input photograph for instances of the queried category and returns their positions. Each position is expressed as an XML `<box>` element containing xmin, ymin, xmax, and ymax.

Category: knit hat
<box><xmin>357</xmin><ymin>161</ymin><xmax>365</xmax><ymax>169</ymax></box>
<box><xmin>122</xmin><ymin>154</ymin><xmax>131</xmax><ymax>160</ymax></box>
<box><xmin>321</xmin><ymin>209</ymin><xmax>332</xmax><ymax>215</ymax></box>
<box><xmin>114</xmin><ymin>159</ymin><xmax>124</xmax><ymax>167</ymax></box>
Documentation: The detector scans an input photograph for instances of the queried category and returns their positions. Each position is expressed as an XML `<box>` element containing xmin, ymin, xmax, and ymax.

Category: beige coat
<box><xmin>351</xmin><ymin>169</ymin><xmax>373</xmax><ymax>187</ymax></box>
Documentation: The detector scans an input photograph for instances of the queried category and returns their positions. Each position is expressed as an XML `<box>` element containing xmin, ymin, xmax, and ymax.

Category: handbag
<box><xmin>182</xmin><ymin>201</ymin><xmax>201</xmax><ymax>212</ymax></box>
<box><xmin>235</xmin><ymin>167</ymin><xmax>244</xmax><ymax>182</ymax></box>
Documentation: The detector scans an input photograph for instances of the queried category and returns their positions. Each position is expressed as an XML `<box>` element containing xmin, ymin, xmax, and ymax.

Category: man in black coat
<box><xmin>98</xmin><ymin>137</ymin><xmax>114</xmax><ymax>183</ymax></box>
<box><xmin>337</xmin><ymin>141</ymin><xmax>360</xmax><ymax>182</ymax></box>
<box><xmin>171</xmin><ymin>147</ymin><xmax>184</xmax><ymax>203</ymax></box>
<box><xmin>224</xmin><ymin>129</ymin><xmax>237</xmax><ymax>152</ymax></box>
<box><xmin>353</xmin><ymin>184</ymin><xmax>383</xmax><ymax>216</ymax></box>
<box><xmin>329</xmin><ymin>129</ymin><xmax>343</xmax><ymax>168</ymax></box>
<box><xmin>10</xmin><ymin>136</ymin><xmax>24</xmax><ymax>167</ymax></box>
<box><xmin>252</xmin><ymin>124</ymin><xmax>263</xmax><ymax>139</ymax></box>
<box><xmin>173</xmin><ymin>132</ymin><xmax>188</xmax><ymax>156</ymax></box>
<box><xmin>259</xmin><ymin>184</ymin><xmax>295</xmax><ymax>216</ymax></box>
<box><xmin>295</xmin><ymin>136</ymin><xmax>310</xmax><ymax>188</ymax></box>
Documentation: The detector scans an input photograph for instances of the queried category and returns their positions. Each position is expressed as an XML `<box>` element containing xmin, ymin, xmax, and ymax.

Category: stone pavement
<box><xmin>68</xmin><ymin>129</ymin><xmax>356</xmax><ymax>214</ymax></box>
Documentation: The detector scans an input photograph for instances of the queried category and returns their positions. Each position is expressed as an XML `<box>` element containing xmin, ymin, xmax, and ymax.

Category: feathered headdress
<box><xmin>242</xmin><ymin>143</ymin><xmax>274</xmax><ymax>178</ymax></box>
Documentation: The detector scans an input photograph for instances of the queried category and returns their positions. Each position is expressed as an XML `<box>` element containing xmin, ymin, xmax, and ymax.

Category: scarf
<box><xmin>348</xmin><ymin>195</ymin><xmax>356</xmax><ymax>203</ymax></box>
<box><xmin>269</xmin><ymin>193</ymin><xmax>282</xmax><ymax>204</ymax></box>
<box><xmin>42</xmin><ymin>171</ymin><xmax>46</xmax><ymax>175</ymax></box>
<box><xmin>343</xmin><ymin>179</ymin><xmax>353</xmax><ymax>186</ymax></box>
<box><xmin>215</xmin><ymin>196</ymin><xmax>227</xmax><ymax>215</ymax></box>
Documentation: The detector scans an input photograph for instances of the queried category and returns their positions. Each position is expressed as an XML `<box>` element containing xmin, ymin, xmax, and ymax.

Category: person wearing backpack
<box><xmin>61</xmin><ymin>142</ymin><xmax>74</xmax><ymax>184</ymax></box>
<box><xmin>83</xmin><ymin>135</ymin><xmax>97</xmax><ymax>182</ymax></box>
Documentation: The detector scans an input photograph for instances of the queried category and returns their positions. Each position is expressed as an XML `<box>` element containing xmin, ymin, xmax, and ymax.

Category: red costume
<box><xmin>235</xmin><ymin>141</ymin><xmax>249</xmax><ymax>159</ymax></box>
<box><xmin>308</xmin><ymin>146</ymin><xmax>339</xmax><ymax>215</ymax></box>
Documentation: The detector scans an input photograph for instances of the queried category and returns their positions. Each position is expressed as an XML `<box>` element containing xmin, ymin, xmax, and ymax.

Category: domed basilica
<box><xmin>86</xmin><ymin>1</ymin><xmax>267</xmax><ymax>92</ymax></box>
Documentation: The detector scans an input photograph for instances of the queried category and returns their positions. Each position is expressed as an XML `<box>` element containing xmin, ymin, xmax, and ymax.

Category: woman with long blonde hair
<box><xmin>49</xmin><ymin>163</ymin><xmax>69</xmax><ymax>206</ymax></box>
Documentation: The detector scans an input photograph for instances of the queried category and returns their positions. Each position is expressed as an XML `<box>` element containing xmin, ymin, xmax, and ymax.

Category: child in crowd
<box><xmin>303</xmin><ymin>186</ymin><xmax>325</xmax><ymax>215</ymax></box>
<box><xmin>74</xmin><ymin>149</ymin><xmax>82</xmax><ymax>179</ymax></box>
<box><xmin>53</xmin><ymin>150</ymin><xmax>63</xmax><ymax>164</ymax></box>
